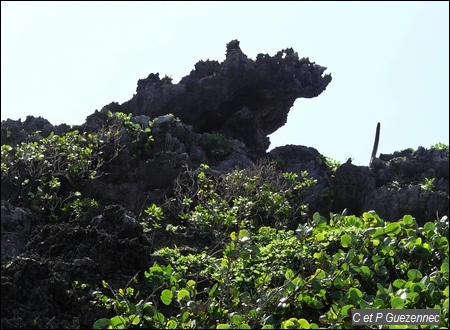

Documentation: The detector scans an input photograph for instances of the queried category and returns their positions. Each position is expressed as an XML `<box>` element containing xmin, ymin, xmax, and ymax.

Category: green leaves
<box><xmin>176</xmin><ymin>289</ymin><xmax>190</xmax><ymax>301</ymax></box>
<box><xmin>407</xmin><ymin>269</ymin><xmax>423</xmax><ymax>282</ymax></box>
<box><xmin>93</xmin><ymin>210</ymin><xmax>449</xmax><ymax>329</ymax></box>
<box><xmin>340</xmin><ymin>234</ymin><xmax>352</xmax><ymax>247</ymax></box>
<box><xmin>160</xmin><ymin>289</ymin><xmax>173</xmax><ymax>305</ymax></box>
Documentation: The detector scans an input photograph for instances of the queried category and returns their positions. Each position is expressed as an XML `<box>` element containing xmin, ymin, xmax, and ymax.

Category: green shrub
<box><xmin>1</xmin><ymin>111</ymin><xmax>153</xmax><ymax>220</ymax></box>
<box><xmin>92</xmin><ymin>211</ymin><xmax>449</xmax><ymax>329</ymax></box>
<box><xmin>169</xmin><ymin>160</ymin><xmax>316</xmax><ymax>234</ymax></box>
<box><xmin>204</xmin><ymin>132</ymin><xmax>232</xmax><ymax>159</ymax></box>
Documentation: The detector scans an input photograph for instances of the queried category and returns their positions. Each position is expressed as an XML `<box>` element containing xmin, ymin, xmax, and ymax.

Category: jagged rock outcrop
<box><xmin>268</xmin><ymin>145</ymin><xmax>334</xmax><ymax>220</ymax></box>
<box><xmin>334</xmin><ymin>147</ymin><xmax>449</xmax><ymax>224</ymax></box>
<box><xmin>1</xmin><ymin>204</ymin><xmax>156</xmax><ymax>329</ymax></box>
<box><xmin>1</xmin><ymin>201</ymin><xmax>43</xmax><ymax>260</ymax></box>
<box><xmin>116</xmin><ymin>39</ymin><xmax>332</xmax><ymax>151</ymax></box>
<box><xmin>1</xmin><ymin>40</ymin><xmax>448</xmax><ymax>329</ymax></box>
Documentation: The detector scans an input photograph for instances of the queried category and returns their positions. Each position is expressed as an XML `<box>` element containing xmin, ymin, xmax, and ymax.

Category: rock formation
<box><xmin>1</xmin><ymin>40</ymin><xmax>448</xmax><ymax>328</ymax></box>
<box><xmin>116</xmin><ymin>39</ymin><xmax>332</xmax><ymax>152</ymax></box>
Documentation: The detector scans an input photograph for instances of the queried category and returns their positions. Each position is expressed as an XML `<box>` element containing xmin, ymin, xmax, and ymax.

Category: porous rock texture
<box><xmin>1</xmin><ymin>40</ymin><xmax>448</xmax><ymax>328</ymax></box>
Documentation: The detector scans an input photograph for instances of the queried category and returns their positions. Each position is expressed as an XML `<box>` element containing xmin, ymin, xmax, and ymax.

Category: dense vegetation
<box><xmin>90</xmin><ymin>210</ymin><xmax>449</xmax><ymax>329</ymax></box>
<box><xmin>1</xmin><ymin>113</ymin><xmax>448</xmax><ymax>329</ymax></box>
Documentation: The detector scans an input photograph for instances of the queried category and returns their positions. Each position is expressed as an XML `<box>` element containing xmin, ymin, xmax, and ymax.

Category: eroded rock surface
<box><xmin>334</xmin><ymin>147</ymin><xmax>449</xmax><ymax>224</ymax></box>
<box><xmin>118</xmin><ymin>39</ymin><xmax>332</xmax><ymax>151</ymax></box>
<box><xmin>1</xmin><ymin>40</ymin><xmax>448</xmax><ymax>328</ymax></box>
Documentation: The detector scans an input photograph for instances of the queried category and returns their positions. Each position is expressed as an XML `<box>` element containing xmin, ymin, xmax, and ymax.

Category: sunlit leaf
<box><xmin>402</xmin><ymin>214</ymin><xmax>416</xmax><ymax>227</ymax></box>
<box><xmin>385</xmin><ymin>222</ymin><xmax>401</xmax><ymax>235</ymax></box>
<box><xmin>340</xmin><ymin>234</ymin><xmax>352</xmax><ymax>248</ymax></box>
<box><xmin>407</xmin><ymin>269</ymin><xmax>423</xmax><ymax>282</ymax></box>
<box><xmin>161</xmin><ymin>289</ymin><xmax>173</xmax><ymax>305</ymax></box>
<box><xmin>177</xmin><ymin>289</ymin><xmax>190</xmax><ymax>301</ymax></box>
<box><xmin>285</xmin><ymin>269</ymin><xmax>295</xmax><ymax>280</ymax></box>
<box><xmin>391</xmin><ymin>296</ymin><xmax>404</xmax><ymax>309</ymax></box>
<box><xmin>166</xmin><ymin>319</ymin><xmax>178</xmax><ymax>329</ymax></box>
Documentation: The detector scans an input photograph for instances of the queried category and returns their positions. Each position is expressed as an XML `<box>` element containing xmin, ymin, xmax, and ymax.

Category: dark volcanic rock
<box><xmin>1</xmin><ymin>205</ymin><xmax>154</xmax><ymax>329</ymax></box>
<box><xmin>334</xmin><ymin>147</ymin><xmax>449</xmax><ymax>224</ymax></box>
<box><xmin>269</xmin><ymin>145</ymin><xmax>334</xmax><ymax>221</ymax></box>
<box><xmin>115</xmin><ymin>39</ymin><xmax>332</xmax><ymax>151</ymax></box>
<box><xmin>1</xmin><ymin>201</ymin><xmax>43</xmax><ymax>262</ymax></box>
<box><xmin>1</xmin><ymin>39</ymin><xmax>448</xmax><ymax>329</ymax></box>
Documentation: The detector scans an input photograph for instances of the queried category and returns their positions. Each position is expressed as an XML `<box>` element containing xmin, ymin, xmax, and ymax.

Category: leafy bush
<box><xmin>166</xmin><ymin>160</ymin><xmax>316</xmax><ymax>234</ymax></box>
<box><xmin>92</xmin><ymin>211</ymin><xmax>449</xmax><ymax>329</ymax></box>
<box><xmin>1</xmin><ymin>111</ymin><xmax>153</xmax><ymax>220</ymax></box>
<box><xmin>1</xmin><ymin>130</ymin><xmax>103</xmax><ymax>220</ymax></box>
<box><xmin>203</xmin><ymin>132</ymin><xmax>232</xmax><ymax>159</ymax></box>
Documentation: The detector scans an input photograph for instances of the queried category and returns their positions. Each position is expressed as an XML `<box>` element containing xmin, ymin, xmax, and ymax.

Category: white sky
<box><xmin>1</xmin><ymin>1</ymin><xmax>449</xmax><ymax>165</ymax></box>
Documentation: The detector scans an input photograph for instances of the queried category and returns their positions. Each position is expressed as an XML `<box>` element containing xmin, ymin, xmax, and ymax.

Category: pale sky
<box><xmin>1</xmin><ymin>1</ymin><xmax>449</xmax><ymax>165</ymax></box>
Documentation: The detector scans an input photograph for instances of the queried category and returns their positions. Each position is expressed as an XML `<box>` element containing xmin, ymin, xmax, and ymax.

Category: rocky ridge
<box><xmin>1</xmin><ymin>40</ymin><xmax>448</xmax><ymax>328</ymax></box>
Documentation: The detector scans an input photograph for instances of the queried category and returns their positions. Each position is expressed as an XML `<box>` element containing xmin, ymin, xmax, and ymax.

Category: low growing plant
<box><xmin>93</xmin><ymin>212</ymin><xmax>448</xmax><ymax>329</ymax></box>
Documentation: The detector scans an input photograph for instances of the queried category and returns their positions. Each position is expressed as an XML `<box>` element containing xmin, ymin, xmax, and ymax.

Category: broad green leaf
<box><xmin>313</xmin><ymin>268</ymin><xmax>326</xmax><ymax>279</ymax></box>
<box><xmin>370</xmin><ymin>227</ymin><xmax>385</xmax><ymax>238</ymax></box>
<box><xmin>177</xmin><ymin>289</ymin><xmax>190</xmax><ymax>301</ymax></box>
<box><xmin>341</xmin><ymin>304</ymin><xmax>354</xmax><ymax>316</ymax></box>
<box><xmin>93</xmin><ymin>318</ymin><xmax>111</xmax><ymax>329</ymax></box>
<box><xmin>248</xmin><ymin>309</ymin><xmax>257</xmax><ymax>318</ymax></box>
<box><xmin>239</xmin><ymin>229</ymin><xmax>250</xmax><ymax>241</ymax></box>
<box><xmin>209</xmin><ymin>283</ymin><xmax>219</xmax><ymax>297</ymax></box>
<box><xmin>230</xmin><ymin>314</ymin><xmax>243</xmax><ymax>325</ymax></box>
<box><xmin>182</xmin><ymin>311</ymin><xmax>190</xmax><ymax>322</ymax></box>
<box><xmin>385</xmin><ymin>222</ymin><xmax>401</xmax><ymax>235</ymax></box>
<box><xmin>313</xmin><ymin>212</ymin><xmax>327</xmax><ymax>228</ymax></box>
<box><xmin>285</xmin><ymin>268</ymin><xmax>295</xmax><ymax>280</ymax></box>
<box><xmin>313</xmin><ymin>251</ymin><xmax>323</xmax><ymax>260</ymax></box>
<box><xmin>315</xmin><ymin>232</ymin><xmax>325</xmax><ymax>241</ymax></box>
<box><xmin>359</xmin><ymin>265</ymin><xmax>371</xmax><ymax>278</ymax></box>
<box><xmin>130</xmin><ymin>314</ymin><xmax>140</xmax><ymax>326</ymax></box>
<box><xmin>281</xmin><ymin>318</ymin><xmax>301</xmax><ymax>329</ymax></box>
<box><xmin>347</xmin><ymin>287</ymin><xmax>363</xmax><ymax>305</ymax></box>
<box><xmin>161</xmin><ymin>289</ymin><xmax>173</xmax><ymax>305</ymax></box>
<box><xmin>360</xmin><ymin>299</ymin><xmax>371</xmax><ymax>309</ymax></box>
<box><xmin>166</xmin><ymin>319</ymin><xmax>178</xmax><ymax>329</ymax></box>
<box><xmin>393</xmin><ymin>279</ymin><xmax>406</xmax><ymax>289</ymax></box>
<box><xmin>161</xmin><ymin>312</ymin><xmax>175</xmax><ymax>326</ymax></box>
<box><xmin>341</xmin><ymin>234</ymin><xmax>352</xmax><ymax>248</ymax></box>
<box><xmin>143</xmin><ymin>303</ymin><xmax>157</xmax><ymax>317</ymax></box>
<box><xmin>406</xmin><ymin>292</ymin><xmax>420</xmax><ymax>304</ymax></box>
<box><xmin>299</xmin><ymin>318</ymin><xmax>310</xmax><ymax>328</ymax></box>
<box><xmin>420</xmin><ymin>275</ymin><xmax>430</xmax><ymax>285</ymax></box>
<box><xmin>407</xmin><ymin>269</ymin><xmax>423</xmax><ymax>282</ymax></box>
<box><xmin>217</xmin><ymin>324</ymin><xmax>231</xmax><ymax>329</ymax></box>
<box><xmin>423</xmin><ymin>222</ymin><xmax>435</xmax><ymax>232</ymax></box>
<box><xmin>240</xmin><ymin>250</ymin><xmax>251</xmax><ymax>260</ymax></box>
<box><xmin>373</xmin><ymin>298</ymin><xmax>385</xmax><ymax>308</ymax></box>
<box><xmin>187</xmin><ymin>279</ymin><xmax>196</xmax><ymax>290</ymax></box>
<box><xmin>410</xmin><ymin>282</ymin><xmax>425</xmax><ymax>293</ymax></box>
<box><xmin>436</xmin><ymin>236</ymin><xmax>449</xmax><ymax>249</ymax></box>
<box><xmin>292</xmin><ymin>277</ymin><xmax>304</xmax><ymax>289</ymax></box>
<box><xmin>110</xmin><ymin>315</ymin><xmax>126</xmax><ymax>329</ymax></box>
<box><xmin>402</xmin><ymin>214</ymin><xmax>416</xmax><ymax>227</ymax></box>
<box><xmin>362</xmin><ymin>228</ymin><xmax>376</xmax><ymax>236</ymax></box>
<box><xmin>391</xmin><ymin>296</ymin><xmax>404</xmax><ymax>309</ymax></box>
